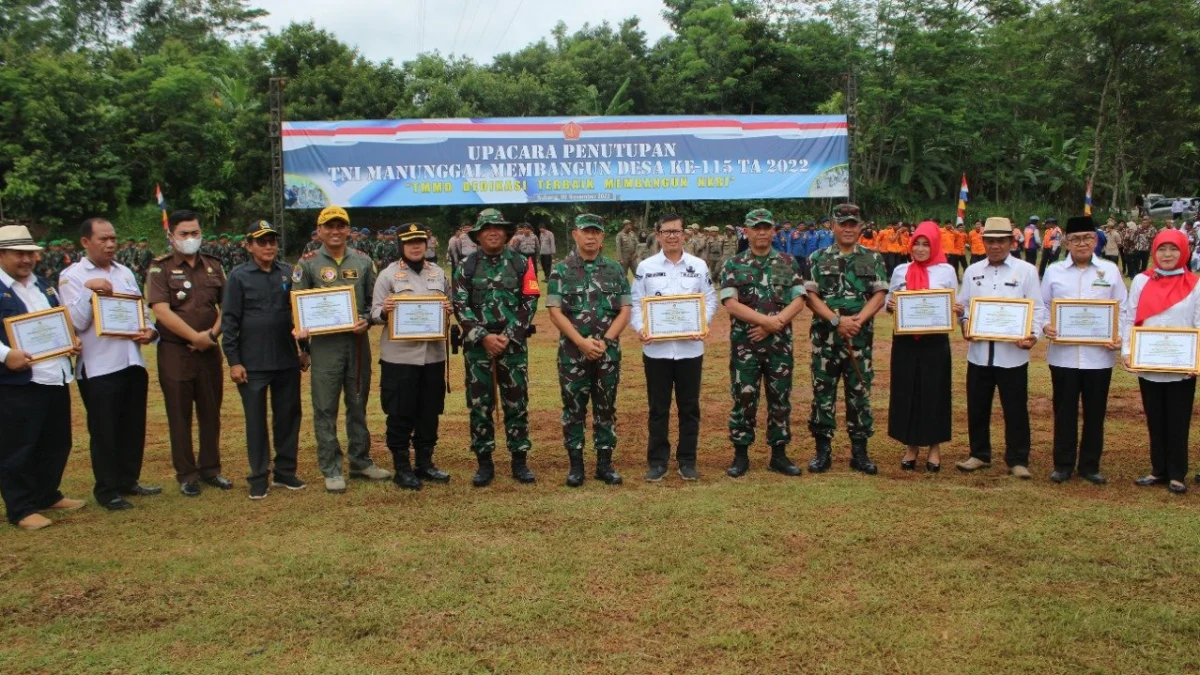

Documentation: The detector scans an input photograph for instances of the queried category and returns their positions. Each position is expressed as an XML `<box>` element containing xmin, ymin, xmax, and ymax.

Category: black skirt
<box><xmin>887</xmin><ymin>333</ymin><xmax>952</xmax><ymax>446</ymax></box>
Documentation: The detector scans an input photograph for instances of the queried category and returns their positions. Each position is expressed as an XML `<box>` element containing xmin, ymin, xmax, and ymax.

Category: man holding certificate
<box><xmin>59</xmin><ymin>218</ymin><xmax>160</xmax><ymax>511</ymax></box>
<box><xmin>0</xmin><ymin>226</ymin><xmax>85</xmax><ymax>530</ymax></box>
<box><xmin>1039</xmin><ymin>216</ymin><xmax>1126</xmax><ymax>485</ymax></box>
<box><xmin>371</xmin><ymin>223</ymin><xmax>452</xmax><ymax>491</ymax></box>
<box><xmin>631</xmin><ymin>212</ymin><xmax>718</xmax><ymax>482</ymax></box>
<box><xmin>956</xmin><ymin>217</ymin><xmax>1047</xmax><ymax>479</ymax></box>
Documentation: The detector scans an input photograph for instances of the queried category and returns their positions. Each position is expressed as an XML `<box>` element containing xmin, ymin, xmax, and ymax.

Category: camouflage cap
<box><xmin>704</xmin><ymin>226</ymin><xmax>719</xmax><ymax>233</ymax></box>
<box><xmin>317</xmin><ymin>205</ymin><xmax>350</xmax><ymax>227</ymax></box>
<box><xmin>744</xmin><ymin>208</ymin><xmax>775</xmax><ymax>228</ymax></box>
<box><xmin>469</xmin><ymin>207</ymin><xmax>514</xmax><ymax>243</ymax></box>
<box><xmin>689</xmin><ymin>223</ymin><xmax>701</xmax><ymax>230</ymax></box>
<box><xmin>575</xmin><ymin>213</ymin><xmax>605</xmax><ymax>230</ymax></box>
<box><xmin>832</xmin><ymin>203</ymin><xmax>862</xmax><ymax>224</ymax></box>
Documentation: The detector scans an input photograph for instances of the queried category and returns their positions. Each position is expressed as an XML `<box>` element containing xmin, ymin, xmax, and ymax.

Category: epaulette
<box><xmin>152</xmin><ymin>252</ymin><xmax>173</xmax><ymax>262</ymax></box>
<box><xmin>300</xmin><ymin>251</ymin><xmax>317</xmax><ymax>260</ymax></box>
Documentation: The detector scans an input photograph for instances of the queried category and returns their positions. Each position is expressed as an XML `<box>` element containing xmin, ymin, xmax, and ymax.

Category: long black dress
<box><xmin>887</xmin><ymin>333</ymin><xmax>953</xmax><ymax>446</ymax></box>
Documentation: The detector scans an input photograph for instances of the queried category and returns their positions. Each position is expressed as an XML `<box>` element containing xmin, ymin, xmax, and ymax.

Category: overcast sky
<box><xmin>250</xmin><ymin>0</ymin><xmax>673</xmax><ymax>65</ymax></box>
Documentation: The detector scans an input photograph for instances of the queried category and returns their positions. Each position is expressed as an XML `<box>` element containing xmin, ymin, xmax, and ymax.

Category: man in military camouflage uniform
<box><xmin>704</xmin><ymin>226</ymin><xmax>723</xmax><ymax>282</ymax></box>
<box><xmin>720</xmin><ymin>209</ymin><xmax>807</xmax><ymax>477</ymax></box>
<box><xmin>804</xmin><ymin>203</ymin><xmax>888</xmax><ymax>476</ymax></box>
<box><xmin>302</xmin><ymin>230</ymin><xmax>321</xmax><ymax>255</ymax></box>
<box><xmin>452</xmin><ymin>208</ymin><xmax>540</xmax><ymax>487</ymax></box>
<box><xmin>720</xmin><ymin>225</ymin><xmax>738</xmax><ymax>276</ymax></box>
<box><xmin>545</xmin><ymin>214</ymin><xmax>631</xmax><ymax>487</ymax></box>
<box><xmin>292</xmin><ymin>206</ymin><xmax>391</xmax><ymax>493</ymax></box>
<box><xmin>616</xmin><ymin>220</ymin><xmax>638</xmax><ymax>278</ymax></box>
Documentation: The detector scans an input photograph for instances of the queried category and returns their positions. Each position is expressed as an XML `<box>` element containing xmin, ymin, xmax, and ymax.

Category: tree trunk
<box><xmin>1089</xmin><ymin>54</ymin><xmax>1117</xmax><ymax>190</ymax></box>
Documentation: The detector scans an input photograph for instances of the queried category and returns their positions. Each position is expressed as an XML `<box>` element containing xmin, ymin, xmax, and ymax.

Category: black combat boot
<box><xmin>391</xmin><ymin>448</ymin><xmax>423</xmax><ymax>490</ymax></box>
<box><xmin>594</xmin><ymin>448</ymin><xmax>623</xmax><ymax>485</ymax></box>
<box><xmin>566</xmin><ymin>449</ymin><xmax>585</xmax><ymax>488</ymax></box>
<box><xmin>768</xmin><ymin>445</ymin><xmax>802</xmax><ymax>476</ymax></box>
<box><xmin>849</xmin><ymin>438</ymin><xmax>878</xmax><ymax>475</ymax></box>
<box><xmin>809</xmin><ymin>437</ymin><xmax>833</xmax><ymax>473</ymax></box>
<box><xmin>414</xmin><ymin>446</ymin><xmax>450</xmax><ymax>483</ymax></box>
<box><xmin>472</xmin><ymin>452</ymin><xmax>494</xmax><ymax>487</ymax></box>
<box><xmin>726</xmin><ymin>445</ymin><xmax>750</xmax><ymax>478</ymax></box>
<box><xmin>511</xmin><ymin>451</ymin><xmax>536</xmax><ymax>484</ymax></box>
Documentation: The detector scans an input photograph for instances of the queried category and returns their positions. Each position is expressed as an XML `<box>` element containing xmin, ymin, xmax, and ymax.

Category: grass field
<box><xmin>2</xmin><ymin>305</ymin><xmax>1199</xmax><ymax>674</ymax></box>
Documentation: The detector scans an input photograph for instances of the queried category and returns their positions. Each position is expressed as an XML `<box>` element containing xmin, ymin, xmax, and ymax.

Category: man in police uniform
<box><xmin>720</xmin><ymin>209</ymin><xmax>807</xmax><ymax>477</ymax></box>
<box><xmin>371</xmin><ymin>223</ymin><xmax>452</xmax><ymax>490</ymax></box>
<box><xmin>804</xmin><ymin>203</ymin><xmax>888</xmax><ymax>475</ymax></box>
<box><xmin>546</xmin><ymin>214</ymin><xmax>631</xmax><ymax>487</ymax></box>
<box><xmin>221</xmin><ymin>220</ymin><xmax>310</xmax><ymax>500</ymax></box>
<box><xmin>146</xmin><ymin>210</ymin><xmax>233</xmax><ymax>496</ymax></box>
<box><xmin>292</xmin><ymin>206</ymin><xmax>391</xmax><ymax>493</ymax></box>
<box><xmin>452</xmin><ymin>208</ymin><xmax>540</xmax><ymax>487</ymax></box>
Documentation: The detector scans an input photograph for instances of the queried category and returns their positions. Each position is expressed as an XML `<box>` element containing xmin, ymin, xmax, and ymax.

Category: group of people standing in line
<box><xmin>1</xmin><ymin>199</ymin><xmax>1198</xmax><ymax>532</ymax></box>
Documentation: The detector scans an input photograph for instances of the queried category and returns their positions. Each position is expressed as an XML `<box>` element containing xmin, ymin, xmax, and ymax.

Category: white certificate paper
<box><xmin>969</xmin><ymin>299</ymin><xmax>1032</xmax><ymax>341</ymax></box>
<box><xmin>390</xmin><ymin>298</ymin><xmax>445</xmax><ymax>340</ymax></box>
<box><xmin>1052</xmin><ymin>301</ymin><xmax>1116</xmax><ymax>343</ymax></box>
<box><xmin>1131</xmin><ymin>328</ymin><xmax>1200</xmax><ymax>373</ymax></box>
<box><xmin>95</xmin><ymin>295</ymin><xmax>144</xmax><ymax>336</ymax></box>
<box><xmin>295</xmin><ymin>291</ymin><xmax>355</xmax><ymax>333</ymax></box>
<box><xmin>8</xmin><ymin>309</ymin><xmax>73</xmax><ymax>361</ymax></box>
<box><xmin>894</xmin><ymin>290</ymin><xmax>954</xmax><ymax>334</ymax></box>
<box><xmin>644</xmin><ymin>296</ymin><xmax>705</xmax><ymax>340</ymax></box>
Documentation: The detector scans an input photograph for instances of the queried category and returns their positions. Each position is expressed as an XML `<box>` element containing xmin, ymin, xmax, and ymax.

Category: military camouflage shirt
<box><xmin>545</xmin><ymin>254</ymin><xmax>631</xmax><ymax>359</ymax></box>
<box><xmin>719</xmin><ymin>249</ymin><xmax>806</xmax><ymax>346</ymax></box>
<box><xmin>452</xmin><ymin>248</ymin><xmax>539</xmax><ymax>351</ymax></box>
<box><xmin>805</xmin><ymin>244</ymin><xmax>888</xmax><ymax>315</ymax></box>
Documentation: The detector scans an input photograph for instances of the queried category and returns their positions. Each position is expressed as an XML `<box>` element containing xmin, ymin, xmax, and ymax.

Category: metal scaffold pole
<box><xmin>844</xmin><ymin>71</ymin><xmax>857</xmax><ymax>203</ymax></box>
<box><xmin>269</xmin><ymin>77</ymin><xmax>287</xmax><ymax>254</ymax></box>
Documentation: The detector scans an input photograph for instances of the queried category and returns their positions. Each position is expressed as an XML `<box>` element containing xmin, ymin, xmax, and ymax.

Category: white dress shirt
<box><xmin>630</xmin><ymin>251</ymin><xmax>718</xmax><ymax>360</ymax></box>
<box><xmin>58</xmin><ymin>257</ymin><xmax>152</xmax><ymax>379</ymax></box>
<box><xmin>887</xmin><ymin>262</ymin><xmax>959</xmax><ymax>298</ymax></box>
<box><xmin>1120</xmin><ymin>273</ymin><xmax>1200</xmax><ymax>383</ymax></box>
<box><xmin>0</xmin><ymin>267</ymin><xmax>73</xmax><ymax>385</ymax></box>
<box><xmin>1040</xmin><ymin>255</ymin><xmax>1127</xmax><ymax>370</ymax></box>
<box><xmin>958</xmin><ymin>254</ymin><xmax>1048</xmax><ymax>368</ymax></box>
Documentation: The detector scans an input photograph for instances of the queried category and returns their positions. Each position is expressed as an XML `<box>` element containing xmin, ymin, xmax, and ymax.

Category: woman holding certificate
<box><xmin>885</xmin><ymin>221</ymin><xmax>957</xmax><ymax>472</ymax></box>
<box><xmin>1120</xmin><ymin>229</ymin><xmax>1200</xmax><ymax>494</ymax></box>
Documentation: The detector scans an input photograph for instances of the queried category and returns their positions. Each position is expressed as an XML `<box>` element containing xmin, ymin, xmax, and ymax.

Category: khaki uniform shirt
<box><xmin>146</xmin><ymin>251</ymin><xmax>225</xmax><ymax>344</ymax></box>
<box><xmin>370</xmin><ymin>259</ymin><xmax>449</xmax><ymax>365</ymax></box>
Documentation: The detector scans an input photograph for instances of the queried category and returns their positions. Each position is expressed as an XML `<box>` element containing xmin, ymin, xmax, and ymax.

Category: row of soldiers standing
<box><xmin>615</xmin><ymin>220</ymin><xmax>741</xmax><ymax>281</ymax></box>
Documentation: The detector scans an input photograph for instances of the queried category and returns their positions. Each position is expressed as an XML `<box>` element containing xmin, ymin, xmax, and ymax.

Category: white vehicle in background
<box><xmin>1146</xmin><ymin>195</ymin><xmax>1198</xmax><ymax>221</ymax></box>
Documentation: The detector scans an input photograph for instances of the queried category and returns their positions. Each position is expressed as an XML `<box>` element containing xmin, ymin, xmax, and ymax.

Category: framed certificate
<box><xmin>3</xmin><ymin>306</ymin><xmax>76</xmax><ymax>362</ymax></box>
<box><xmin>894</xmin><ymin>289</ymin><xmax>955</xmax><ymax>335</ymax></box>
<box><xmin>967</xmin><ymin>297</ymin><xmax>1035</xmax><ymax>342</ymax></box>
<box><xmin>388</xmin><ymin>295</ymin><xmax>447</xmax><ymax>341</ymax></box>
<box><xmin>92</xmin><ymin>293</ymin><xmax>146</xmax><ymax>337</ymax></box>
<box><xmin>642</xmin><ymin>294</ymin><xmax>707</xmax><ymax>341</ymax></box>
<box><xmin>1049</xmin><ymin>299</ymin><xmax>1118</xmax><ymax>345</ymax></box>
<box><xmin>291</xmin><ymin>287</ymin><xmax>357</xmax><ymax>335</ymax></box>
<box><xmin>1129</xmin><ymin>327</ymin><xmax>1200</xmax><ymax>374</ymax></box>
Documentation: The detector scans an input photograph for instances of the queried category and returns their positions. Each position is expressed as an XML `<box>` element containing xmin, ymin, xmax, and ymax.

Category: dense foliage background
<box><xmin>2</xmin><ymin>0</ymin><xmax>1197</xmax><ymax>247</ymax></box>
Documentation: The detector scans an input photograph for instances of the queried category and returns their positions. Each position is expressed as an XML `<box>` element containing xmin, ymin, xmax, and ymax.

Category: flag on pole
<box><xmin>956</xmin><ymin>174</ymin><xmax>969</xmax><ymax>225</ymax></box>
<box><xmin>155</xmin><ymin>184</ymin><xmax>170</xmax><ymax>238</ymax></box>
<box><xmin>1084</xmin><ymin>180</ymin><xmax>1093</xmax><ymax>216</ymax></box>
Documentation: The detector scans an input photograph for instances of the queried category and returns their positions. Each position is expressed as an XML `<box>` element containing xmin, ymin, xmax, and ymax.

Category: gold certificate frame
<box><xmin>387</xmin><ymin>295</ymin><xmax>448</xmax><ymax>341</ymax></box>
<box><xmin>290</xmin><ymin>286</ymin><xmax>358</xmax><ymax>336</ymax></box>
<box><xmin>1049</xmin><ymin>299</ymin><xmax>1118</xmax><ymax>345</ymax></box>
<box><xmin>1128</xmin><ymin>327</ymin><xmax>1200</xmax><ymax>374</ymax></box>
<box><xmin>967</xmin><ymin>297</ymin><xmax>1035</xmax><ymax>342</ymax></box>
<box><xmin>92</xmin><ymin>293</ymin><xmax>146</xmax><ymax>337</ymax></box>
<box><xmin>894</xmin><ymin>288</ymin><xmax>956</xmax><ymax>335</ymax></box>
<box><xmin>642</xmin><ymin>294</ymin><xmax>707</xmax><ymax>341</ymax></box>
<box><xmin>3</xmin><ymin>306</ymin><xmax>76</xmax><ymax>362</ymax></box>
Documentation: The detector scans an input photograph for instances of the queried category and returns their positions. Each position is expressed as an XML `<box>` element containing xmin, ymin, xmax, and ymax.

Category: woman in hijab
<box><xmin>1120</xmin><ymin>228</ymin><xmax>1200</xmax><ymax>494</ymax></box>
<box><xmin>885</xmin><ymin>221</ymin><xmax>958</xmax><ymax>472</ymax></box>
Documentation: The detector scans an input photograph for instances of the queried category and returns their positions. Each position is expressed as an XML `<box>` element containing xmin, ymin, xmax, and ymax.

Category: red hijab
<box><xmin>1135</xmin><ymin>228</ymin><xmax>1198</xmax><ymax>326</ymax></box>
<box><xmin>904</xmin><ymin>221</ymin><xmax>948</xmax><ymax>291</ymax></box>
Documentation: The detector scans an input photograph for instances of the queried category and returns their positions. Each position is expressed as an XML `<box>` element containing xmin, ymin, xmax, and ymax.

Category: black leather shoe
<box><xmin>122</xmin><ymin>484</ymin><xmax>162</xmax><ymax>496</ymax></box>
<box><xmin>925</xmin><ymin>462</ymin><xmax>941</xmax><ymax>473</ymax></box>
<box><xmin>202</xmin><ymin>475</ymin><xmax>233</xmax><ymax>490</ymax></box>
<box><xmin>1168</xmin><ymin>481</ymin><xmax>1188</xmax><ymax>495</ymax></box>
<box><xmin>1080</xmin><ymin>472</ymin><xmax>1107</xmax><ymax>485</ymax></box>
<box><xmin>1135</xmin><ymin>474</ymin><xmax>1167</xmax><ymax>487</ymax></box>
<box><xmin>594</xmin><ymin>449</ymin><xmax>622</xmax><ymax>485</ymax></box>
<box><xmin>1050</xmin><ymin>470</ymin><xmax>1072</xmax><ymax>484</ymax></box>
<box><xmin>103</xmin><ymin>497</ymin><xmax>134</xmax><ymax>511</ymax></box>
<box><xmin>472</xmin><ymin>453</ymin><xmax>495</xmax><ymax>488</ymax></box>
<box><xmin>415</xmin><ymin>466</ymin><xmax>451</xmax><ymax>483</ymax></box>
<box><xmin>644</xmin><ymin>465</ymin><xmax>668</xmax><ymax>482</ymax></box>
<box><xmin>849</xmin><ymin>439</ymin><xmax>877</xmax><ymax>475</ymax></box>
<box><xmin>726</xmin><ymin>447</ymin><xmax>750</xmax><ymax>478</ymax></box>
<box><xmin>901</xmin><ymin>459</ymin><xmax>917</xmax><ymax>471</ymax></box>
<box><xmin>809</xmin><ymin>438</ymin><xmax>833</xmax><ymax>474</ymax></box>
<box><xmin>511</xmin><ymin>452</ymin><xmax>536</xmax><ymax>484</ymax></box>
<box><xmin>768</xmin><ymin>446</ymin><xmax>802</xmax><ymax>477</ymax></box>
<box><xmin>392</xmin><ymin>471</ymin><xmax>423</xmax><ymax>491</ymax></box>
<box><xmin>180</xmin><ymin>481</ymin><xmax>201</xmax><ymax>497</ymax></box>
<box><xmin>565</xmin><ymin>450</ymin><xmax>585</xmax><ymax>488</ymax></box>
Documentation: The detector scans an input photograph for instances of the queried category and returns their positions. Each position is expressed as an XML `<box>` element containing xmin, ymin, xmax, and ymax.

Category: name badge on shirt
<box><xmin>1092</xmin><ymin>279</ymin><xmax>1112</xmax><ymax>287</ymax></box>
<box><xmin>342</xmin><ymin>269</ymin><xmax>359</xmax><ymax>280</ymax></box>
<box><xmin>1004</xmin><ymin>279</ymin><xmax>1019</xmax><ymax>287</ymax></box>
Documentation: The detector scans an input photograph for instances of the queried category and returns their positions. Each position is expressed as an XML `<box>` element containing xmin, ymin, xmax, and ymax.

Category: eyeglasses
<box><xmin>659</xmin><ymin>229</ymin><xmax>684</xmax><ymax>236</ymax></box>
<box><xmin>1065</xmin><ymin>235</ymin><xmax>1096</xmax><ymax>245</ymax></box>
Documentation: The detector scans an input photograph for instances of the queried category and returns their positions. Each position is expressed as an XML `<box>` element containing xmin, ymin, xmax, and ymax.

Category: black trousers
<box><xmin>380</xmin><ymin>360</ymin><xmax>446</xmax><ymax>467</ymax></box>
<box><xmin>1138</xmin><ymin>377</ymin><xmax>1194</xmax><ymax>481</ymax></box>
<box><xmin>0</xmin><ymin>384</ymin><xmax>71</xmax><ymax>524</ymax></box>
<box><xmin>237</xmin><ymin>368</ymin><xmax>302</xmax><ymax>487</ymax></box>
<box><xmin>966</xmin><ymin>362</ymin><xmax>1031</xmax><ymax>467</ymax></box>
<box><xmin>643</xmin><ymin>355</ymin><xmax>703</xmax><ymax>467</ymax></box>
<box><xmin>971</xmin><ymin>254</ymin><xmax>985</xmax><ymax>265</ymax></box>
<box><xmin>540</xmin><ymin>254</ymin><xmax>553</xmax><ymax>280</ymax></box>
<box><xmin>1049</xmin><ymin>366</ymin><xmax>1111</xmax><ymax>475</ymax></box>
<box><xmin>1038</xmin><ymin>249</ymin><xmax>1059</xmax><ymax>276</ymax></box>
<box><xmin>78</xmin><ymin>365</ymin><xmax>149</xmax><ymax>503</ymax></box>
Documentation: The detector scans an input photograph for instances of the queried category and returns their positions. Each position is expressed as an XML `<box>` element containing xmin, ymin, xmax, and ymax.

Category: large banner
<box><xmin>282</xmin><ymin>116</ymin><xmax>848</xmax><ymax>208</ymax></box>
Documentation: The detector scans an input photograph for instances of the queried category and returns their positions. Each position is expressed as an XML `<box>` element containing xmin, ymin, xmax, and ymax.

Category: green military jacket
<box><xmin>451</xmin><ymin>248</ymin><xmax>539</xmax><ymax>352</ymax></box>
<box><xmin>805</xmin><ymin>244</ymin><xmax>888</xmax><ymax>316</ymax></box>
<box><xmin>545</xmin><ymin>254</ymin><xmax>631</xmax><ymax>359</ymax></box>
<box><xmin>719</xmin><ymin>248</ymin><xmax>806</xmax><ymax>347</ymax></box>
<box><xmin>291</xmin><ymin>245</ymin><xmax>377</xmax><ymax>321</ymax></box>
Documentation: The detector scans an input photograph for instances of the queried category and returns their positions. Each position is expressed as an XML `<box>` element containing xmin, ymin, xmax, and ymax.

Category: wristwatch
<box><xmin>828</xmin><ymin>314</ymin><xmax>840</xmax><ymax>327</ymax></box>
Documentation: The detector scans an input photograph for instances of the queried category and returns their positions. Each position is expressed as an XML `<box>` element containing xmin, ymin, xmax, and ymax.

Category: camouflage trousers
<box><xmin>558</xmin><ymin>343</ymin><xmax>621</xmax><ymax>453</ymax></box>
<box><xmin>808</xmin><ymin>327</ymin><xmax>875</xmax><ymax>440</ymax></box>
<box><xmin>728</xmin><ymin>342</ymin><xmax>794</xmax><ymax>448</ymax></box>
<box><xmin>463</xmin><ymin>346</ymin><xmax>531</xmax><ymax>455</ymax></box>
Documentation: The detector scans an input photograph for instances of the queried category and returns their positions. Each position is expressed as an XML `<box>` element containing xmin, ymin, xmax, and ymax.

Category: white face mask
<box><xmin>174</xmin><ymin>237</ymin><xmax>202</xmax><ymax>256</ymax></box>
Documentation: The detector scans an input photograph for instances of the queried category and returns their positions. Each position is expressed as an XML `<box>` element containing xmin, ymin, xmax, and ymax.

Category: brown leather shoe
<box><xmin>17</xmin><ymin>514</ymin><xmax>53</xmax><ymax>530</ymax></box>
<box><xmin>48</xmin><ymin>498</ymin><xmax>86</xmax><ymax>511</ymax></box>
<box><xmin>1009</xmin><ymin>465</ymin><xmax>1032</xmax><ymax>480</ymax></box>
